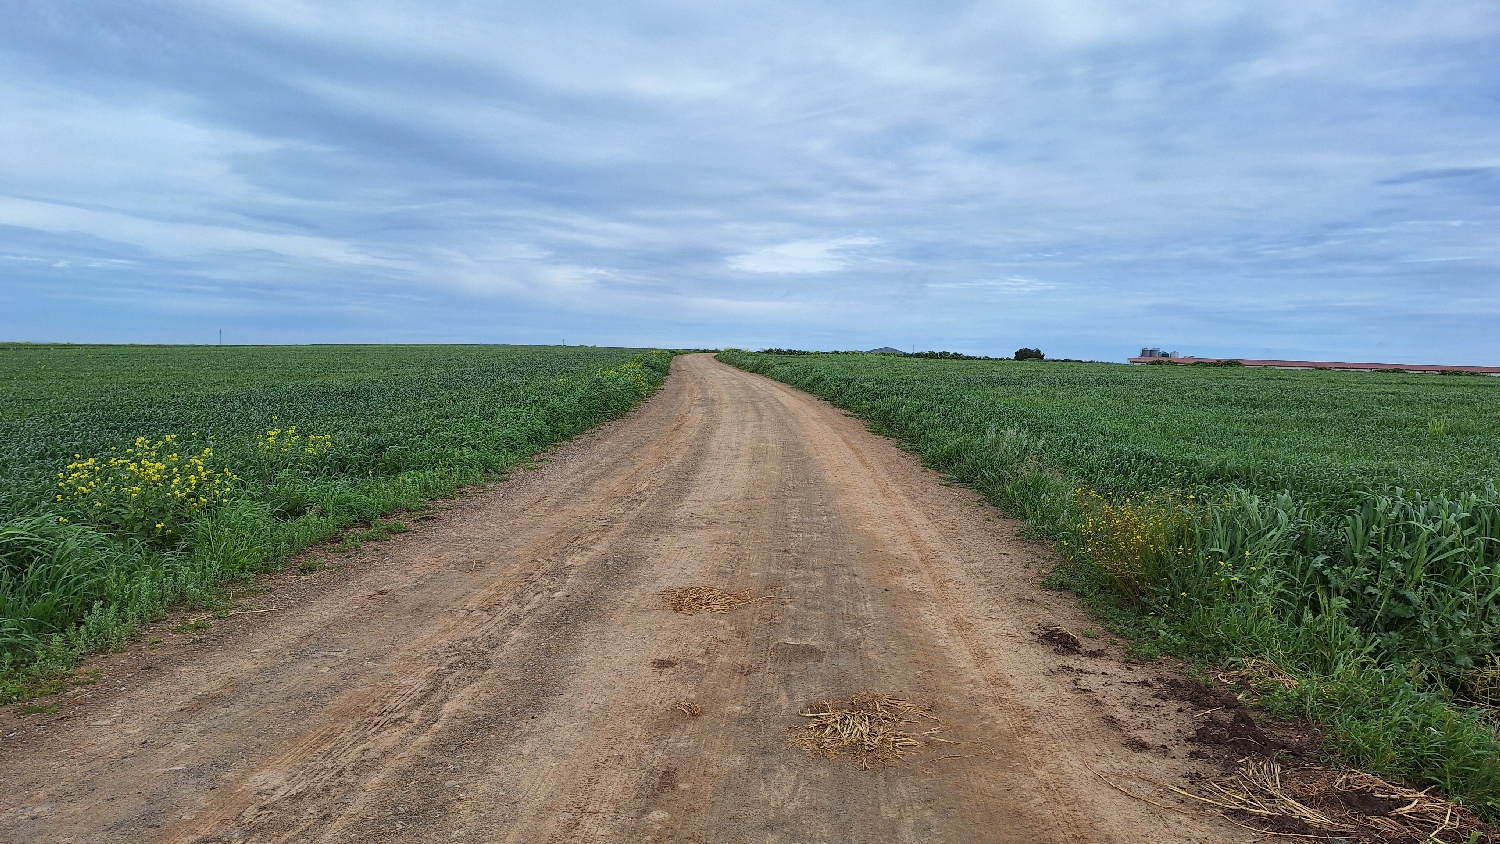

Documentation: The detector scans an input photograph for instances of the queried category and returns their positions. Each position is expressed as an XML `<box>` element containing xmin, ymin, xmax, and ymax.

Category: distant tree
<box><xmin>1013</xmin><ymin>347</ymin><xmax>1044</xmax><ymax>361</ymax></box>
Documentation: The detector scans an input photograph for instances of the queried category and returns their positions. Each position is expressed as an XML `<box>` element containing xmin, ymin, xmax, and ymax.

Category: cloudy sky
<box><xmin>2</xmin><ymin>1</ymin><xmax>1497</xmax><ymax>362</ymax></box>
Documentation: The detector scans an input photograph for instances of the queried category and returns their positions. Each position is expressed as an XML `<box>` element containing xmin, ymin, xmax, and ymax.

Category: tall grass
<box><xmin>1</xmin><ymin>516</ymin><xmax>130</xmax><ymax>661</ymax></box>
<box><xmin>720</xmin><ymin>349</ymin><xmax>1500</xmax><ymax>818</ymax></box>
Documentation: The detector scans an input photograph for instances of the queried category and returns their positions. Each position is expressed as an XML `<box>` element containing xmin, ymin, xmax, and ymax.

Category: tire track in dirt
<box><xmin>0</xmin><ymin>354</ymin><xmax>1254</xmax><ymax>843</ymax></box>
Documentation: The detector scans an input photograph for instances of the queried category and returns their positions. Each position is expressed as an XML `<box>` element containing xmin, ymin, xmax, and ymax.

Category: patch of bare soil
<box><xmin>0</xmin><ymin>354</ymin><xmax>1316</xmax><ymax>842</ymax></box>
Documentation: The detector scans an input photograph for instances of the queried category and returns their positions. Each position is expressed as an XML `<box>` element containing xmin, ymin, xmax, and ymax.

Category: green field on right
<box><xmin>720</xmin><ymin>350</ymin><xmax>1500</xmax><ymax>818</ymax></box>
<box><xmin>728</xmin><ymin>352</ymin><xmax>1500</xmax><ymax>501</ymax></box>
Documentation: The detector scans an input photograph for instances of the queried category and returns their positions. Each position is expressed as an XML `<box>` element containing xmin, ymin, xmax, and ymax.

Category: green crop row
<box><xmin>718</xmin><ymin>349</ymin><xmax>1500</xmax><ymax>818</ymax></box>
<box><xmin>0</xmin><ymin>344</ymin><xmax>673</xmax><ymax>692</ymax></box>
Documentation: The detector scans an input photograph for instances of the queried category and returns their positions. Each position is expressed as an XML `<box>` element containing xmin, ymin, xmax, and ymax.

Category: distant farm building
<box><xmin>1128</xmin><ymin>354</ymin><xmax>1500</xmax><ymax>376</ymax></box>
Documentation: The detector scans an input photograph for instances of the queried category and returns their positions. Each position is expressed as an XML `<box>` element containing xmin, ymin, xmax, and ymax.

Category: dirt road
<box><xmin>1</xmin><ymin>354</ymin><xmax>1252</xmax><ymax>843</ymax></box>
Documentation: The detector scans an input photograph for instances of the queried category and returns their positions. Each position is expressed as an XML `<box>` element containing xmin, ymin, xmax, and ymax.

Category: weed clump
<box><xmin>250</xmin><ymin>423</ymin><xmax>332</xmax><ymax>485</ymax></box>
<box><xmin>58</xmin><ymin>434</ymin><xmax>236</xmax><ymax>543</ymax></box>
<box><xmin>1073</xmin><ymin>489</ymin><xmax>1188</xmax><ymax>607</ymax></box>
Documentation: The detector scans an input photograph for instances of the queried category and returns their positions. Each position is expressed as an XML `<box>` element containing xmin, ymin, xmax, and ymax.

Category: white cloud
<box><xmin>727</xmin><ymin>237</ymin><xmax>878</xmax><ymax>274</ymax></box>
<box><xmin>2</xmin><ymin>2</ymin><xmax>1499</xmax><ymax>361</ymax></box>
<box><xmin>0</xmin><ymin>196</ymin><xmax>400</xmax><ymax>268</ymax></box>
<box><xmin>927</xmin><ymin>277</ymin><xmax>1059</xmax><ymax>292</ymax></box>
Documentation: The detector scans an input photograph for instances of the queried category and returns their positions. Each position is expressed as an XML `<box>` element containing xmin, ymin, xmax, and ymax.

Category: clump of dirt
<box><xmin>1188</xmin><ymin>709</ymin><xmax>1322</xmax><ymax>760</ymax></box>
<box><xmin>660</xmin><ymin>586</ymin><xmax>766</xmax><ymax>614</ymax></box>
<box><xmin>1191</xmin><ymin>710</ymin><xmax>1276</xmax><ymax>754</ymax></box>
<box><xmin>791</xmin><ymin>692</ymin><xmax>939</xmax><ymax>769</ymax></box>
<box><xmin>1155</xmin><ymin>676</ymin><xmax>1240</xmax><ymax>710</ymax></box>
<box><xmin>1319</xmin><ymin>786</ymin><xmax>1404</xmax><ymax>818</ymax></box>
<box><xmin>650</xmin><ymin>658</ymin><xmax>678</xmax><ymax>669</ymax></box>
<box><xmin>655</xmin><ymin>767</ymin><xmax>679</xmax><ymax>793</ymax></box>
<box><xmin>1036</xmin><ymin>624</ymin><xmax>1082</xmax><ymax>654</ymax></box>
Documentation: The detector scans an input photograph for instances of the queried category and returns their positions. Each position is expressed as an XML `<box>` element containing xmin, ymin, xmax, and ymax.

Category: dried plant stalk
<box><xmin>791</xmin><ymin>692</ymin><xmax>938</xmax><ymax>769</ymax></box>
<box><xmin>1159</xmin><ymin>759</ymin><xmax>1494</xmax><ymax>843</ymax></box>
<box><xmin>661</xmin><ymin>586</ymin><xmax>765</xmax><ymax>614</ymax></box>
<box><xmin>1196</xmin><ymin>759</ymin><xmax>1347</xmax><ymax>831</ymax></box>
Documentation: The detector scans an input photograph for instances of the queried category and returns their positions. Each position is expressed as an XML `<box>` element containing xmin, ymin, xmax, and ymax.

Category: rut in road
<box><xmin>0</xmin><ymin>353</ymin><xmax>1253</xmax><ymax>843</ymax></box>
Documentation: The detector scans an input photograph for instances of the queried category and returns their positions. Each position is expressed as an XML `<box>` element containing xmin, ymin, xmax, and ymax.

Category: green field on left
<box><xmin>0</xmin><ymin>343</ymin><xmax>673</xmax><ymax>696</ymax></box>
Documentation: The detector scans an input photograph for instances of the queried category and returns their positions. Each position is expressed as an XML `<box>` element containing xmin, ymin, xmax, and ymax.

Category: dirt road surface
<box><xmin>1</xmin><ymin>354</ymin><xmax>1254</xmax><ymax>843</ymax></box>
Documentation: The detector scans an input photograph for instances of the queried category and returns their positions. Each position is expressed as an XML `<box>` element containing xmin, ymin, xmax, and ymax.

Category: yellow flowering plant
<box><xmin>1073</xmin><ymin>487</ymin><xmax>1192</xmax><ymax>607</ymax></box>
<box><xmin>57</xmin><ymin>434</ymin><xmax>237</xmax><ymax>543</ymax></box>
<box><xmin>595</xmin><ymin>360</ymin><xmax>652</xmax><ymax>397</ymax></box>
<box><xmin>250</xmin><ymin>419</ymin><xmax>333</xmax><ymax>485</ymax></box>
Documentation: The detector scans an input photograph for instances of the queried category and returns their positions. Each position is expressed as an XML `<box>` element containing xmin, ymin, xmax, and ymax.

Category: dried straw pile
<box><xmin>661</xmin><ymin>586</ymin><xmax>764</xmax><ymax>614</ymax></box>
<box><xmin>791</xmin><ymin>692</ymin><xmax>939</xmax><ymax>769</ymax></box>
<box><xmin>1162</xmin><ymin>759</ymin><xmax>1494</xmax><ymax>842</ymax></box>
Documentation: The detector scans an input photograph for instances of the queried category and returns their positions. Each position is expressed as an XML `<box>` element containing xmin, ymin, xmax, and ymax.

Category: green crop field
<box><xmin>719</xmin><ymin>350</ymin><xmax>1500</xmax><ymax>816</ymax></box>
<box><xmin>725</xmin><ymin>352</ymin><xmax>1500</xmax><ymax>501</ymax></box>
<box><xmin>0</xmin><ymin>344</ymin><xmax>671</xmax><ymax>688</ymax></box>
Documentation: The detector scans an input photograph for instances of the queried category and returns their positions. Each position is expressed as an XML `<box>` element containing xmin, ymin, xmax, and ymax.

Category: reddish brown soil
<box><xmin>0</xmin><ymin>354</ymin><xmax>1260</xmax><ymax>843</ymax></box>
